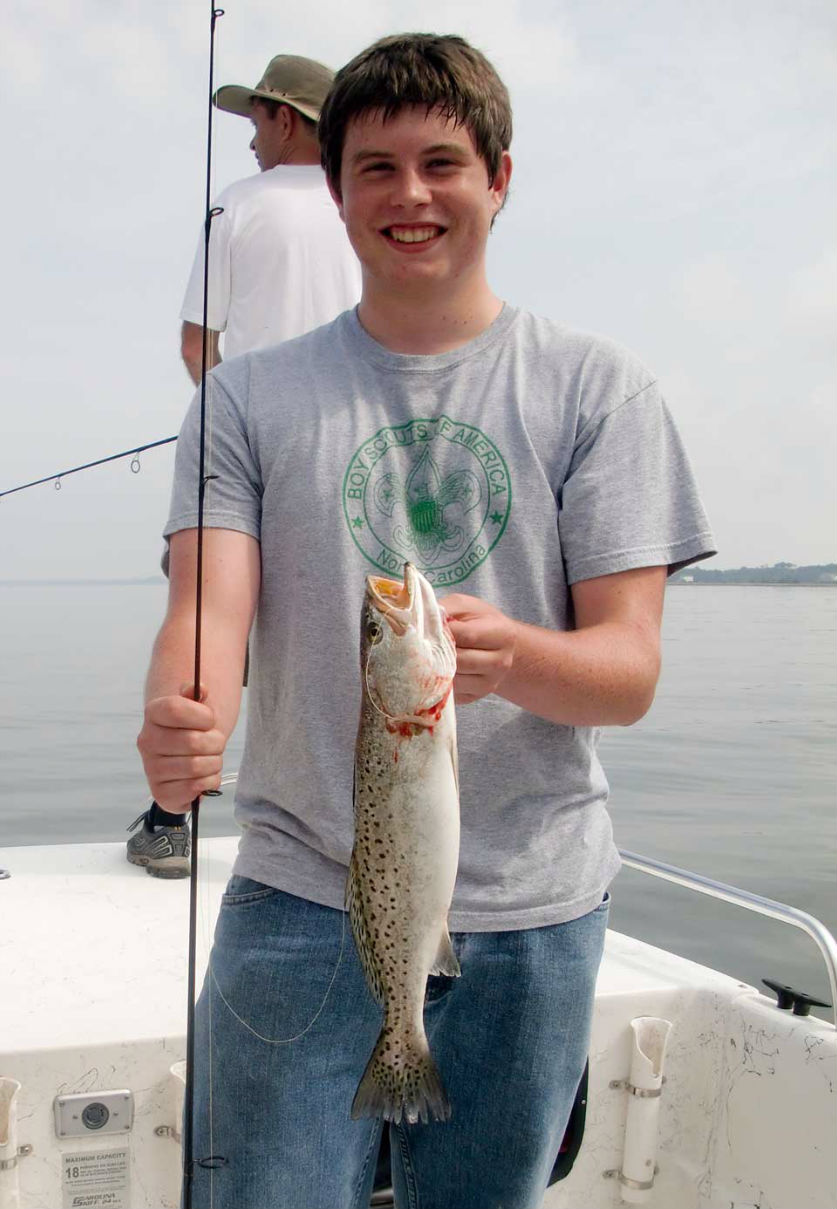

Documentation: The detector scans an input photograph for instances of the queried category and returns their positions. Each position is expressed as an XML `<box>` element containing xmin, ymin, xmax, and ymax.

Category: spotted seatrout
<box><xmin>348</xmin><ymin>562</ymin><xmax>461</xmax><ymax>1125</ymax></box>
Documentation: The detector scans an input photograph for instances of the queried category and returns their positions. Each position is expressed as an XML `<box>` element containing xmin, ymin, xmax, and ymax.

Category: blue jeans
<box><xmin>190</xmin><ymin>878</ymin><xmax>608</xmax><ymax>1209</ymax></box>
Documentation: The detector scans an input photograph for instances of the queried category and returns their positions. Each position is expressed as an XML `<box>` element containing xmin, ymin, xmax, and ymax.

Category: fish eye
<box><xmin>367</xmin><ymin>620</ymin><xmax>383</xmax><ymax>644</ymax></box>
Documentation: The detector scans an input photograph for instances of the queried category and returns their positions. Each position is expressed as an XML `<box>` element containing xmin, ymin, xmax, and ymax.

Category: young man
<box><xmin>179</xmin><ymin>53</ymin><xmax>362</xmax><ymax>382</ymax></box>
<box><xmin>128</xmin><ymin>54</ymin><xmax>361</xmax><ymax>877</ymax></box>
<box><xmin>137</xmin><ymin>33</ymin><xmax>714</xmax><ymax>1209</ymax></box>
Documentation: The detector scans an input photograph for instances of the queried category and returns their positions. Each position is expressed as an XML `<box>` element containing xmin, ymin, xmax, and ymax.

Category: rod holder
<box><xmin>0</xmin><ymin>1078</ymin><xmax>22</xmax><ymax>1209</ymax></box>
<box><xmin>157</xmin><ymin>1061</ymin><xmax>186</xmax><ymax>1145</ymax></box>
<box><xmin>610</xmin><ymin>1017</ymin><xmax>672</xmax><ymax>1203</ymax></box>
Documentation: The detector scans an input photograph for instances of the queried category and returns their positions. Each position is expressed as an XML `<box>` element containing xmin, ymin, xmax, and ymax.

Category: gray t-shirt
<box><xmin>165</xmin><ymin>305</ymin><xmax>715</xmax><ymax>930</ymax></box>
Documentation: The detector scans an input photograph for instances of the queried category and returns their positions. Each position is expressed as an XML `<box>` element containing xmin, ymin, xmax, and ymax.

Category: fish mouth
<box><xmin>367</xmin><ymin>564</ymin><xmax>456</xmax><ymax>677</ymax></box>
<box><xmin>366</xmin><ymin>564</ymin><xmax>418</xmax><ymax>637</ymax></box>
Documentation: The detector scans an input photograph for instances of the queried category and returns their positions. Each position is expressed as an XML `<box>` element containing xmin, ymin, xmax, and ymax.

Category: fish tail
<box><xmin>351</xmin><ymin>1032</ymin><xmax>451</xmax><ymax>1125</ymax></box>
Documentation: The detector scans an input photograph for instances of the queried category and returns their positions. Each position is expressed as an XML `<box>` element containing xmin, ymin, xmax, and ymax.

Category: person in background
<box><xmin>180</xmin><ymin>52</ymin><xmax>362</xmax><ymax>383</ymax></box>
<box><xmin>128</xmin><ymin>53</ymin><xmax>361</xmax><ymax>877</ymax></box>
<box><xmin>137</xmin><ymin>32</ymin><xmax>715</xmax><ymax>1206</ymax></box>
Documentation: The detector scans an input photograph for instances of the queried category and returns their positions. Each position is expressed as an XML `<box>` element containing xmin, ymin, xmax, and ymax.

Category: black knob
<box><xmin>762</xmin><ymin>979</ymin><xmax>795</xmax><ymax>1009</ymax></box>
<box><xmin>790</xmin><ymin>990</ymin><xmax>831</xmax><ymax>1017</ymax></box>
<box><xmin>762</xmin><ymin>979</ymin><xmax>831</xmax><ymax>1017</ymax></box>
<box><xmin>81</xmin><ymin>1102</ymin><xmax>109</xmax><ymax>1130</ymax></box>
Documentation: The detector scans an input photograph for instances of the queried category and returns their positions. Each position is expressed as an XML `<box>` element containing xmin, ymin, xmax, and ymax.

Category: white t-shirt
<box><xmin>180</xmin><ymin>165</ymin><xmax>361</xmax><ymax>358</ymax></box>
<box><xmin>165</xmin><ymin>306</ymin><xmax>715</xmax><ymax>931</ymax></box>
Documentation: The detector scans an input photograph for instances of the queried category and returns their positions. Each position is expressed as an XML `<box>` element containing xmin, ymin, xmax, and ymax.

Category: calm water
<box><xmin>1</xmin><ymin>582</ymin><xmax>835</xmax><ymax>1005</ymax></box>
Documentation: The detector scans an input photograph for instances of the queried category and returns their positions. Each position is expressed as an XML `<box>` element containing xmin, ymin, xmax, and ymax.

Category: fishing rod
<box><xmin>183</xmin><ymin>3</ymin><xmax>226</xmax><ymax>1207</ymax></box>
<box><xmin>0</xmin><ymin>436</ymin><xmax>177</xmax><ymax>499</ymax></box>
<box><xmin>1</xmin><ymin>9</ymin><xmax>224</xmax><ymax>1203</ymax></box>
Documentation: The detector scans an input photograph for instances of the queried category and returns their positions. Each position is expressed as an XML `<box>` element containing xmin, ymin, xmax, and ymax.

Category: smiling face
<box><xmin>332</xmin><ymin>105</ymin><xmax>511</xmax><ymax>309</ymax></box>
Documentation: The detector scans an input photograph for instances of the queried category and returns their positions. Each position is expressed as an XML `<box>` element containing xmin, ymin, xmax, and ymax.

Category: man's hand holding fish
<box><xmin>444</xmin><ymin>563</ymin><xmax>666</xmax><ymax>726</ymax></box>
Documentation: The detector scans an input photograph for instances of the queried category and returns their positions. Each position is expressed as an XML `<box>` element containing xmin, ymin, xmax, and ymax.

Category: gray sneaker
<box><xmin>126</xmin><ymin>811</ymin><xmax>191</xmax><ymax>879</ymax></box>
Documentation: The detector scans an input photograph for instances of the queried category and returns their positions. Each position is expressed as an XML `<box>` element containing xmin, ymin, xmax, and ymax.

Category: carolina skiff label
<box><xmin>342</xmin><ymin>416</ymin><xmax>511</xmax><ymax>586</ymax></box>
<box><xmin>62</xmin><ymin>1148</ymin><xmax>129</xmax><ymax>1209</ymax></box>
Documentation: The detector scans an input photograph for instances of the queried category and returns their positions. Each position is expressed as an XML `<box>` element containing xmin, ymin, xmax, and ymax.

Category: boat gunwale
<box><xmin>619</xmin><ymin>847</ymin><xmax>837</xmax><ymax>1028</ymax></box>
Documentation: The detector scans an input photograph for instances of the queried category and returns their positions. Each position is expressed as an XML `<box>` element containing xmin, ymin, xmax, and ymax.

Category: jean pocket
<box><xmin>594</xmin><ymin>891</ymin><xmax>611</xmax><ymax>913</ymax></box>
<box><xmin>221</xmin><ymin>875</ymin><xmax>280</xmax><ymax>905</ymax></box>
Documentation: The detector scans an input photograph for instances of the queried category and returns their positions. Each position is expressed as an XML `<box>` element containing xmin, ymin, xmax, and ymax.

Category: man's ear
<box><xmin>277</xmin><ymin>104</ymin><xmax>295</xmax><ymax>138</ymax></box>
<box><xmin>489</xmin><ymin>150</ymin><xmax>513</xmax><ymax>216</ymax></box>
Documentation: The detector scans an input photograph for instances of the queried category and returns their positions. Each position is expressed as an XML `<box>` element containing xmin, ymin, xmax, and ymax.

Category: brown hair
<box><xmin>319</xmin><ymin>33</ymin><xmax>512</xmax><ymax>193</ymax></box>
<box><xmin>250</xmin><ymin>97</ymin><xmax>317</xmax><ymax>131</ymax></box>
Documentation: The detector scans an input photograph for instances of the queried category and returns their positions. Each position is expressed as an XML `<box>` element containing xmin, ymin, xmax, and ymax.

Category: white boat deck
<box><xmin>1</xmin><ymin>840</ymin><xmax>835</xmax><ymax>1209</ymax></box>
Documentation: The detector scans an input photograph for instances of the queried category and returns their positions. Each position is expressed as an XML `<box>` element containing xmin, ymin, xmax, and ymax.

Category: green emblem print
<box><xmin>342</xmin><ymin>416</ymin><xmax>512</xmax><ymax>587</ymax></box>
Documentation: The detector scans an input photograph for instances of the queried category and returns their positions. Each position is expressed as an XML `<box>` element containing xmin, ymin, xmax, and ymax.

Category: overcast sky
<box><xmin>1</xmin><ymin>0</ymin><xmax>834</xmax><ymax>579</ymax></box>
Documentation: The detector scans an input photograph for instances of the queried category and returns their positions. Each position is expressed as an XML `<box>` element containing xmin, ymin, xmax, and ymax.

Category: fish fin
<box><xmin>430</xmin><ymin>926</ymin><xmax>461</xmax><ymax>978</ymax></box>
<box><xmin>449</xmin><ymin>728</ymin><xmax>459</xmax><ymax>797</ymax></box>
<box><xmin>346</xmin><ymin>853</ymin><xmax>386</xmax><ymax>1005</ymax></box>
<box><xmin>351</xmin><ymin>1032</ymin><xmax>452</xmax><ymax>1125</ymax></box>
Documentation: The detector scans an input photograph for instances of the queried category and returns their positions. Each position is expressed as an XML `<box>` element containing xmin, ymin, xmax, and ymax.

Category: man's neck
<box><xmin>357</xmin><ymin>283</ymin><xmax>503</xmax><ymax>355</ymax></box>
<box><xmin>272</xmin><ymin>141</ymin><xmax>321</xmax><ymax>168</ymax></box>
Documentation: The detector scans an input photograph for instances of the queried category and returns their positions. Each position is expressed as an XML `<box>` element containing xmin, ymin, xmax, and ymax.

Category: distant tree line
<box><xmin>670</xmin><ymin>562</ymin><xmax>837</xmax><ymax>585</ymax></box>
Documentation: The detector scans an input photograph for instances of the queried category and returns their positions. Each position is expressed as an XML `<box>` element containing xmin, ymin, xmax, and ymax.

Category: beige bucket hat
<box><xmin>214</xmin><ymin>55</ymin><xmax>335</xmax><ymax>122</ymax></box>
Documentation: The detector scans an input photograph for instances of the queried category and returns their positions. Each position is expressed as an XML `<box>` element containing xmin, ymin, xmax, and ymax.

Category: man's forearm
<box><xmin>497</xmin><ymin>618</ymin><xmax>660</xmax><ymax>727</ymax></box>
<box><xmin>446</xmin><ymin>567</ymin><xmax>666</xmax><ymax>728</ymax></box>
<box><xmin>145</xmin><ymin>609</ymin><xmax>247</xmax><ymax>741</ymax></box>
<box><xmin>138</xmin><ymin>528</ymin><xmax>259</xmax><ymax>810</ymax></box>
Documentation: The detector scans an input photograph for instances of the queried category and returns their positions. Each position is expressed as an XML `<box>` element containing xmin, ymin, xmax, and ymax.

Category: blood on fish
<box><xmin>391</xmin><ymin>687</ymin><xmax>452</xmax><ymax>734</ymax></box>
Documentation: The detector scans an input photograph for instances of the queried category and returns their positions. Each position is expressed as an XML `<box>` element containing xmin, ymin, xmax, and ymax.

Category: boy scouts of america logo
<box><xmin>342</xmin><ymin>416</ymin><xmax>511</xmax><ymax>587</ymax></box>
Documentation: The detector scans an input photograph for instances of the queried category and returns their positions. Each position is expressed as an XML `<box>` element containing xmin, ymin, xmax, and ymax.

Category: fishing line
<box><xmin>363</xmin><ymin>652</ymin><xmax>450</xmax><ymax>727</ymax></box>
<box><xmin>191</xmin><ymin>773</ymin><xmax>348</xmax><ymax>1049</ymax></box>
<box><xmin>207</xmin><ymin>909</ymin><xmax>347</xmax><ymax>1044</ymax></box>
